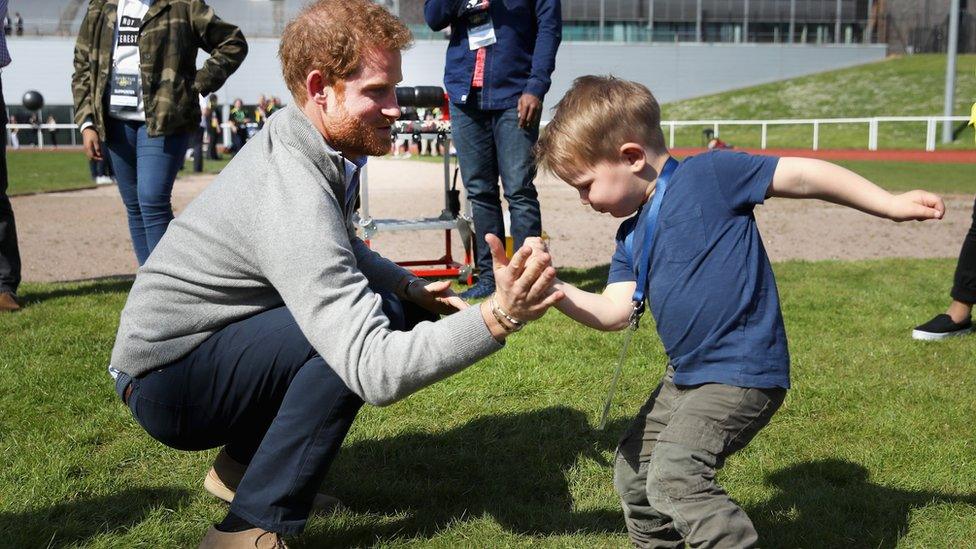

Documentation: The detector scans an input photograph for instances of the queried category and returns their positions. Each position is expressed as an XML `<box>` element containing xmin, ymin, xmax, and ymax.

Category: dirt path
<box><xmin>11</xmin><ymin>157</ymin><xmax>974</xmax><ymax>283</ymax></box>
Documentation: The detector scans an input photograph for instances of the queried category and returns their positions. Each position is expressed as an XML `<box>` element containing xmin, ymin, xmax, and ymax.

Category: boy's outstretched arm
<box><xmin>768</xmin><ymin>157</ymin><xmax>945</xmax><ymax>222</ymax></box>
<box><xmin>550</xmin><ymin>279</ymin><xmax>637</xmax><ymax>331</ymax></box>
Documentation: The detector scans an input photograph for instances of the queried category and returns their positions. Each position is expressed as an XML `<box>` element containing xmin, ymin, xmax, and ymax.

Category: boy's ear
<box><xmin>619</xmin><ymin>142</ymin><xmax>647</xmax><ymax>173</ymax></box>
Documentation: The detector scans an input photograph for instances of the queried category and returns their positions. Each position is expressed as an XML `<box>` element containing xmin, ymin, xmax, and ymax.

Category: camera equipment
<box><xmin>395</xmin><ymin>86</ymin><xmax>445</xmax><ymax>108</ymax></box>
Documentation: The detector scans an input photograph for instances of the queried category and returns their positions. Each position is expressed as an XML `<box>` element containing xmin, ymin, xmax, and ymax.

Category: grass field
<box><xmin>1</xmin><ymin>258</ymin><xmax>975</xmax><ymax>547</ymax></box>
<box><xmin>6</xmin><ymin>150</ymin><xmax>231</xmax><ymax>196</ymax></box>
<box><xmin>660</xmin><ymin>54</ymin><xmax>976</xmax><ymax>150</ymax></box>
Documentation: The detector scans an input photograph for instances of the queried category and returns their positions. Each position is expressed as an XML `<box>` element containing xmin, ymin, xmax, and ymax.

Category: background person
<box><xmin>228</xmin><ymin>98</ymin><xmax>249</xmax><ymax>152</ymax></box>
<box><xmin>7</xmin><ymin>114</ymin><xmax>17</xmax><ymax>149</ymax></box>
<box><xmin>425</xmin><ymin>0</ymin><xmax>562</xmax><ymax>299</ymax></box>
<box><xmin>912</xmin><ymin>197</ymin><xmax>976</xmax><ymax>339</ymax></box>
<box><xmin>72</xmin><ymin>0</ymin><xmax>247</xmax><ymax>266</ymax></box>
<box><xmin>205</xmin><ymin>93</ymin><xmax>222</xmax><ymax>160</ymax></box>
<box><xmin>44</xmin><ymin>114</ymin><xmax>58</xmax><ymax>148</ymax></box>
<box><xmin>0</xmin><ymin>0</ymin><xmax>19</xmax><ymax>312</ymax></box>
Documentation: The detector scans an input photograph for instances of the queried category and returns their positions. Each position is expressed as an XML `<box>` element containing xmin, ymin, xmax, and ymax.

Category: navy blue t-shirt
<box><xmin>608</xmin><ymin>150</ymin><xmax>790</xmax><ymax>389</ymax></box>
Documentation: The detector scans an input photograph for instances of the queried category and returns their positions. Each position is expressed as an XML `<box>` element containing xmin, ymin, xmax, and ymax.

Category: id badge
<box><xmin>109</xmin><ymin>72</ymin><xmax>139</xmax><ymax>113</ymax></box>
<box><xmin>467</xmin><ymin>11</ymin><xmax>496</xmax><ymax>50</ymax></box>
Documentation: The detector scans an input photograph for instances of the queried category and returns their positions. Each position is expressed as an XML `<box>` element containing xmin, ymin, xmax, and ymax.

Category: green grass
<box><xmin>8</xmin><ymin>151</ymin><xmax>96</xmax><ymax>195</ymax></box>
<box><xmin>832</xmin><ymin>160</ymin><xmax>976</xmax><ymax>194</ymax></box>
<box><xmin>660</xmin><ymin>54</ymin><xmax>976</xmax><ymax>150</ymax></box>
<box><xmin>6</xmin><ymin>150</ymin><xmax>232</xmax><ymax>196</ymax></box>
<box><xmin>2</xmin><ymin>259</ymin><xmax>975</xmax><ymax>546</ymax></box>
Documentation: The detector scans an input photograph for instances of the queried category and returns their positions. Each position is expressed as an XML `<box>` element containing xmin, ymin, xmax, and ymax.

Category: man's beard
<box><xmin>324</xmin><ymin>108</ymin><xmax>390</xmax><ymax>157</ymax></box>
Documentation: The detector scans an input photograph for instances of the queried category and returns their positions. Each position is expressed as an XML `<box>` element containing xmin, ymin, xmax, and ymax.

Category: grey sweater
<box><xmin>110</xmin><ymin>106</ymin><xmax>502</xmax><ymax>406</ymax></box>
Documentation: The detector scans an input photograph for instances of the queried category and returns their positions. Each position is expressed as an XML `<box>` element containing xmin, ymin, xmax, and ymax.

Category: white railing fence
<box><xmin>7</xmin><ymin>116</ymin><xmax>974</xmax><ymax>152</ymax></box>
<box><xmin>661</xmin><ymin>116</ymin><xmax>972</xmax><ymax>152</ymax></box>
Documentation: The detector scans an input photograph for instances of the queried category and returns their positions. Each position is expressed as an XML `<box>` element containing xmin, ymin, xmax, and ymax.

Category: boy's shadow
<box><xmin>751</xmin><ymin>459</ymin><xmax>976</xmax><ymax>548</ymax></box>
<box><xmin>0</xmin><ymin>486</ymin><xmax>189</xmax><ymax>547</ymax></box>
<box><xmin>303</xmin><ymin>406</ymin><xmax>629</xmax><ymax>546</ymax></box>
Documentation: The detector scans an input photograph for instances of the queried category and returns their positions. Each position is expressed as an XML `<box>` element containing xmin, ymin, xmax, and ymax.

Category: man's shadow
<box><xmin>301</xmin><ymin>406</ymin><xmax>628</xmax><ymax>546</ymax></box>
<box><xmin>18</xmin><ymin>276</ymin><xmax>133</xmax><ymax>306</ymax></box>
<box><xmin>750</xmin><ymin>459</ymin><xmax>976</xmax><ymax>548</ymax></box>
<box><xmin>0</xmin><ymin>486</ymin><xmax>189</xmax><ymax>547</ymax></box>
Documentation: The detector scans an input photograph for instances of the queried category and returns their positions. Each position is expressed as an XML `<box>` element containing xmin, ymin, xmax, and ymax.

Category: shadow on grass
<box><xmin>0</xmin><ymin>486</ymin><xmax>190</xmax><ymax>547</ymax></box>
<box><xmin>558</xmin><ymin>263</ymin><xmax>611</xmax><ymax>294</ymax></box>
<box><xmin>21</xmin><ymin>276</ymin><xmax>134</xmax><ymax>306</ymax></box>
<box><xmin>304</xmin><ymin>406</ymin><xmax>629</xmax><ymax>546</ymax></box>
<box><xmin>751</xmin><ymin>459</ymin><xmax>976</xmax><ymax>548</ymax></box>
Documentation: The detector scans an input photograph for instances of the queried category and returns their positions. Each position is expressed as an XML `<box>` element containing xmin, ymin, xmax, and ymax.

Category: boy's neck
<box><xmin>642</xmin><ymin>150</ymin><xmax>673</xmax><ymax>204</ymax></box>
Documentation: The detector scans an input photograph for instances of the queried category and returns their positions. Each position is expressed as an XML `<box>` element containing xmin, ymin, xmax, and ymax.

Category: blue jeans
<box><xmin>120</xmin><ymin>291</ymin><xmax>435</xmax><ymax>534</ymax></box>
<box><xmin>104</xmin><ymin>118</ymin><xmax>189</xmax><ymax>265</ymax></box>
<box><xmin>450</xmin><ymin>95</ymin><xmax>541</xmax><ymax>282</ymax></box>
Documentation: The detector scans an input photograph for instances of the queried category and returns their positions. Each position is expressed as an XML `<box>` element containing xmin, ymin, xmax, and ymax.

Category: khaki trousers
<box><xmin>613</xmin><ymin>366</ymin><xmax>786</xmax><ymax>548</ymax></box>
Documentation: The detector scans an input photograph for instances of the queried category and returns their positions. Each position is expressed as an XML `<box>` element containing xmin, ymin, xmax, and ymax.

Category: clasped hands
<box><xmin>398</xmin><ymin>234</ymin><xmax>563</xmax><ymax>338</ymax></box>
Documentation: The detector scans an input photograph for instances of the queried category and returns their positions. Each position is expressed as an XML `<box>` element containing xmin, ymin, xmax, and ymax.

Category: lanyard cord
<box><xmin>628</xmin><ymin>156</ymin><xmax>679</xmax><ymax>328</ymax></box>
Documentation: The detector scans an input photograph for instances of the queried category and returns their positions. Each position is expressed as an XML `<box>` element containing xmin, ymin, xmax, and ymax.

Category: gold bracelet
<box><xmin>489</xmin><ymin>297</ymin><xmax>518</xmax><ymax>333</ymax></box>
<box><xmin>490</xmin><ymin>295</ymin><xmax>525</xmax><ymax>332</ymax></box>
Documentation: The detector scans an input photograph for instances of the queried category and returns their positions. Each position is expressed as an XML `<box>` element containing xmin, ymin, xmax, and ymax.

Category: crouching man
<box><xmin>108</xmin><ymin>1</ymin><xmax>563</xmax><ymax>546</ymax></box>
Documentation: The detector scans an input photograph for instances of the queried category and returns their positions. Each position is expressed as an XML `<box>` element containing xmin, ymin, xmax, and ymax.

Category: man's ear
<box><xmin>619</xmin><ymin>142</ymin><xmax>647</xmax><ymax>173</ymax></box>
<box><xmin>306</xmin><ymin>70</ymin><xmax>331</xmax><ymax>109</ymax></box>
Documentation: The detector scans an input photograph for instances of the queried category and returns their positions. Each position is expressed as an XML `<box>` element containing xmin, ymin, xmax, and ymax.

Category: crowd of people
<box><xmin>0</xmin><ymin>0</ymin><xmax>972</xmax><ymax>548</ymax></box>
<box><xmin>2</xmin><ymin>10</ymin><xmax>22</xmax><ymax>37</ymax></box>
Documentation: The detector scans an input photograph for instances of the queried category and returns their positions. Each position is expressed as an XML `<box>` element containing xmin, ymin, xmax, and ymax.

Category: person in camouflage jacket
<box><xmin>72</xmin><ymin>0</ymin><xmax>247</xmax><ymax>265</ymax></box>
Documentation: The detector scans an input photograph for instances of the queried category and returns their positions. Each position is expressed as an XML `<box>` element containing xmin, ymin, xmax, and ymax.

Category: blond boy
<box><xmin>535</xmin><ymin>75</ymin><xmax>944</xmax><ymax>547</ymax></box>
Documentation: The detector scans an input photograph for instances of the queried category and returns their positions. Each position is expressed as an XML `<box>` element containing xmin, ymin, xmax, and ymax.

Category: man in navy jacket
<box><xmin>426</xmin><ymin>0</ymin><xmax>561</xmax><ymax>299</ymax></box>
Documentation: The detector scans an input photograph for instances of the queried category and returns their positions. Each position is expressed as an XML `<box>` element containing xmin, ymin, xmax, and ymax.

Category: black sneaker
<box><xmin>911</xmin><ymin>314</ymin><xmax>974</xmax><ymax>341</ymax></box>
<box><xmin>459</xmin><ymin>279</ymin><xmax>495</xmax><ymax>300</ymax></box>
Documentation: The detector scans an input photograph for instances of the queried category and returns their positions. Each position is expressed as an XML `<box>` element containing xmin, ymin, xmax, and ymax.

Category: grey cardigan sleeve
<box><xmin>254</xmin><ymin>170</ymin><xmax>502</xmax><ymax>406</ymax></box>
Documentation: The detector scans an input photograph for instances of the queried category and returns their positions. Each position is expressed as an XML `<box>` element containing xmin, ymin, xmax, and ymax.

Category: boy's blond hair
<box><xmin>278</xmin><ymin>0</ymin><xmax>412</xmax><ymax>105</ymax></box>
<box><xmin>536</xmin><ymin>75</ymin><xmax>667</xmax><ymax>182</ymax></box>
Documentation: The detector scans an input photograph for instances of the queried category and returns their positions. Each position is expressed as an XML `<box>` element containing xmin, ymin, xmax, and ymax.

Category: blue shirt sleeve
<box><xmin>424</xmin><ymin>0</ymin><xmax>463</xmax><ymax>31</ymax></box>
<box><xmin>709</xmin><ymin>150</ymin><xmax>779</xmax><ymax>212</ymax></box>
<box><xmin>607</xmin><ymin>216</ymin><xmax>638</xmax><ymax>285</ymax></box>
<box><xmin>524</xmin><ymin>0</ymin><xmax>562</xmax><ymax>101</ymax></box>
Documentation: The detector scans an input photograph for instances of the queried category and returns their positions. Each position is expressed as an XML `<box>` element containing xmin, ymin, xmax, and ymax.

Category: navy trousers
<box><xmin>0</xmin><ymin>75</ymin><xmax>20</xmax><ymax>295</ymax></box>
<box><xmin>124</xmin><ymin>291</ymin><xmax>435</xmax><ymax>534</ymax></box>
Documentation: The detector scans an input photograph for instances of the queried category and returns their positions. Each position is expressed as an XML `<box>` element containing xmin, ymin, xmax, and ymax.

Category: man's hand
<box><xmin>82</xmin><ymin>127</ymin><xmax>103</xmax><ymax>161</ymax></box>
<box><xmin>406</xmin><ymin>279</ymin><xmax>468</xmax><ymax>315</ymax></box>
<box><xmin>488</xmin><ymin>234</ymin><xmax>563</xmax><ymax>322</ymax></box>
<box><xmin>517</xmin><ymin>93</ymin><xmax>542</xmax><ymax>129</ymax></box>
<box><xmin>886</xmin><ymin>190</ymin><xmax>945</xmax><ymax>222</ymax></box>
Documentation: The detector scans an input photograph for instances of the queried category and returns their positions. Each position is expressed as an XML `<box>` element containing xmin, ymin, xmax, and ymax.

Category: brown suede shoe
<box><xmin>203</xmin><ymin>448</ymin><xmax>341</xmax><ymax>512</ymax></box>
<box><xmin>0</xmin><ymin>291</ymin><xmax>20</xmax><ymax>312</ymax></box>
<box><xmin>197</xmin><ymin>526</ymin><xmax>288</xmax><ymax>549</ymax></box>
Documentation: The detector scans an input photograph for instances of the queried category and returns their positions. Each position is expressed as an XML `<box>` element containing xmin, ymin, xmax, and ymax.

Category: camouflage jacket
<box><xmin>72</xmin><ymin>0</ymin><xmax>247</xmax><ymax>138</ymax></box>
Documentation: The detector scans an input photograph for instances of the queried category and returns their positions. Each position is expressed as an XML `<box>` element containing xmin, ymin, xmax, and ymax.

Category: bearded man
<box><xmin>107</xmin><ymin>1</ymin><xmax>563</xmax><ymax>547</ymax></box>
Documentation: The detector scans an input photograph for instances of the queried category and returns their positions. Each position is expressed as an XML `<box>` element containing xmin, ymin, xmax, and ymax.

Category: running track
<box><xmin>671</xmin><ymin>147</ymin><xmax>976</xmax><ymax>163</ymax></box>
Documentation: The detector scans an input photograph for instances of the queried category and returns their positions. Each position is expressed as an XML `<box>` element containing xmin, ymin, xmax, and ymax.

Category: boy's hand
<box><xmin>522</xmin><ymin>236</ymin><xmax>549</xmax><ymax>256</ymax></box>
<box><xmin>886</xmin><ymin>190</ymin><xmax>945</xmax><ymax>222</ymax></box>
<box><xmin>488</xmin><ymin>234</ymin><xmax>563</xmax><ymax>322</ymax></box>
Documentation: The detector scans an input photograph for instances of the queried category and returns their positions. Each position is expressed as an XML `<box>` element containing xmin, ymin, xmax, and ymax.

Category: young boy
<box><xmin>534</xmin><ymin>75</ymin><xmax>945</xmax><ymax>547</ymax></box>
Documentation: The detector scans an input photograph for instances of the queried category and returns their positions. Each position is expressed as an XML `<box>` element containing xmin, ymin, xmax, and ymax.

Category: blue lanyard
<box><xmin>629</xmin><ymin>156</ymin><xmax>679</xmax><ymax>327</ymax></box>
